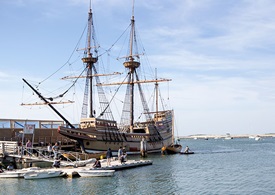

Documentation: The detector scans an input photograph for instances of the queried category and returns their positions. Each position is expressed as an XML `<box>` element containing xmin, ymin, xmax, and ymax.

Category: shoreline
<box><xmin>179</xmin><ymin>133</ymin><xmax>275</xmax><ymax>139</ymax></box>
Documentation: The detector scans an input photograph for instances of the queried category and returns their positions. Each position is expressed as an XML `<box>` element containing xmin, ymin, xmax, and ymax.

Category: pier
<box><xmin>0</xmin><ymin>141</ymin><xmax>153</xmax><ymax>178</ymax></box>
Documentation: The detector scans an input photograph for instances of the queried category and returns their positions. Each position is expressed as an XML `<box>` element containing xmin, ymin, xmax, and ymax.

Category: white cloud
<box><xmin>0</xmin><ymin>71</ymin><xmax>10</xmax><ymax>81</ymax></box>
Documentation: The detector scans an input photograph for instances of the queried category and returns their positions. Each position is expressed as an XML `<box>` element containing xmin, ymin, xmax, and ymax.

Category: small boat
<box><xmin>255</xmin><ymin>136</ymin><xmax>261</xmax><ymax>141</ymax></box>
<box><xmin>71</xmin><ymin>158</ymin><xmax>95</xmax><ymax>167</ymax></box>
<box><xmin>0</xmin><ymin>167</ymin><xmax>40</xmax><ymax>178</ymax></box>
<box><xmin>0</xmin><ymin>171</ymin><xmax>25</xmax><ymax>178</ymax></box>
<box><xmin>78</xmin><ymin>169</ymin><xmax>115</xmax><ymax>177</ymax></box>
<box><xmin>24</xmin><ymin>170</ymin><xmax>66</xmax><ymax>180</ymax></box>
<box><xmin>162</xmin><ymin>144</ymin><xmax>182</xmax><ymax>154</ymax></box>
<box><xmin>224</xmin><ymin>133</ymin><xmax>233</xmax><ymax>140</ymax></box>
<box><xmin>62</xmin><ymin>152</ymin><xmax>106</xmax><ymax>161</ymax></box>
<box><xmin>180</xmin><ymin>151</ymin><xmax>194</xmax><ymax>155</ymax></box>
<box><xmin>58</xmin><ymin>158</ymin><xmax>95</xmax><ymax>167</ymax></box>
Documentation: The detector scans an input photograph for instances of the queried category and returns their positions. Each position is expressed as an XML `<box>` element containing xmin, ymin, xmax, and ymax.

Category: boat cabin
<box><xmin>80</xmin><ymin>118</ymin><xmax>118</xmax><ymax>130</ymax></box>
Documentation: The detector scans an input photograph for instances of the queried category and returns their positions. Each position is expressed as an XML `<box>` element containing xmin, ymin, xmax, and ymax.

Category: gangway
<box><xmin>0</xmin><ymin>141</ymin><xmax>94</xmax><ymax>167</ymax></box>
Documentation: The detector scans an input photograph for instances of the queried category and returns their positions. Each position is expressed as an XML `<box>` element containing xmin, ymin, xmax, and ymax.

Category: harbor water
<box><xmin>1</xmin><ymin>137</ymin><xmax>275</xmax><ymax>195</ymax></box>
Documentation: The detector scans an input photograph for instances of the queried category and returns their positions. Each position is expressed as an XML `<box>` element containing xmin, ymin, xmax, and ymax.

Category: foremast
<box><xmin>82</xmin><ymin>4</ymin><xmax>98</xmax><ymax>118</ymax></box>
<box><xmin>80</xmin><ymin>3</ymin><xmax>117</xmax><ymax>123</ymax></box>
<box><xmin>122</xmin><ymin>5</ymin><xmax>140</xmax><ymax>132</ymax></box>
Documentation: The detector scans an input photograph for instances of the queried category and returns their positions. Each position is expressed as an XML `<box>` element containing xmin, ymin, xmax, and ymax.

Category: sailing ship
<box><xmin>23</xmin><ymin>2</ymin><xmax>174</xmax><ymax>154</ymax></box>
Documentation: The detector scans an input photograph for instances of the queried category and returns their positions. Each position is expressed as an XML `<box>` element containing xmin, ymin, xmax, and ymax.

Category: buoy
<box><xmin>161</xmin><ymin>146</ymin><xmax>166</xmax><ymax>154</ymax></box>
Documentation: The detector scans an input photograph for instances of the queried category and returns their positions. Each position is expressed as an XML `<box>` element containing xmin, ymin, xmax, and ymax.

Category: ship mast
<box><xmin>82</xmin><ymin>3</ymin><xmax>98</xmax><ymax>118</ymax></box>
<box><xmin>95</xmin><ymin>0</ymin><xmax>171</xmax><ymax>132</ymax></box>
<box><xmin>123</xmin><ymin>1</ymin><xmax>140</xmax><ymax>132</ymax></box>
<box><xmin>155</xmin><ymin>69</ymin><xmax>159</xmax><ymax>115</ymax></box>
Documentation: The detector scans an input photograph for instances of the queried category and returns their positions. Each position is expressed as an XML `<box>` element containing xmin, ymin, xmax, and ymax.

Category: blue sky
<box><xmin>1</xmin><ymin>0</ymin><xmax>275</xmax><ymax>136</ymax></box>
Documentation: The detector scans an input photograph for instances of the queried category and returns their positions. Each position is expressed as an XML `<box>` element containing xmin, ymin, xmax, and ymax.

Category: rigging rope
<box><xmin>38</xmin><ymin>24</ymin><xmax>88</xmax><ymax>85</ymax></box>
<box><xmin>98</xmin><ymin>72</ymin><xmax>130</xmax><ymax>117</ymax></box>
<box><xmin>97</xmin><ymin>23</ymin><xmax>131</xmax><ymax>58</ymax></box>
<box><xmin>45</xmin><ymin>66</ymin><xmax>88</xmax><ymax>101</ymax></box>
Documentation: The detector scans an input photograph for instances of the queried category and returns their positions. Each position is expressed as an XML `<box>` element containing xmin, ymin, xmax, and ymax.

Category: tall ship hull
<box><xmin>58</xmin><ymin>110</ymin><xmax>173</xmax><ymax>154</ymax></box>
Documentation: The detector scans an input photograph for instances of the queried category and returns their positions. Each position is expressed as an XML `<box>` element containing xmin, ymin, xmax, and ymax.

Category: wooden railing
<box><xmin>0</xmin><ymin>141</ymin><xmax>18</xmax><ymax>155</ymax></box>
<box><xmin>0</xmin><ymin>136</ymin><xmax>75</xmax><ymax>146</ymax></box>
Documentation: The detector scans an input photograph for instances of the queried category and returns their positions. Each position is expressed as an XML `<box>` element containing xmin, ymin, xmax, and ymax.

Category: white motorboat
<box><xmin>224</xmin><ymin>133</ymin><xmax>233</xmax><ymax>140</ymax></box>
<box><xmin>255</xmin><ymin>136</ymin><xmax>261</xmax><ymax>141</ymax></box>
<box><xmin>24</xmin><ymin>169</ymin><xmax>66</xmax><ymax>180</ymax></box>
<box><xmin>78</xmin><ymin>169</ymin><xmax>115</xmax><ymax>177</ymax></box>
<box><xmin>0</xmin><ymin>167</ymin><xmax>40</xmax><ymax>178</ymax></box>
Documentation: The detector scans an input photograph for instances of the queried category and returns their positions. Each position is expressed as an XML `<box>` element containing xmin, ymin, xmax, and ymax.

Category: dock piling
<box><xmin>140</xmin><ymin>138</ymin><xmax>147</xmax><ymax>157</ymax></box>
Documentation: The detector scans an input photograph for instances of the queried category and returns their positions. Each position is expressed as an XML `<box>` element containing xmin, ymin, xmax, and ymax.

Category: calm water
<box><xmin>1</xmin><ymin>138</ymin><xmax>275</xmax><ymax>195</ymax></box>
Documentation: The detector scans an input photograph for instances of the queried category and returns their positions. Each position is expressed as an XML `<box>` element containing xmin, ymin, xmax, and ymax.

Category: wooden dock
<box><xmin>1</xmin><ymin>141</ymin><xmax>153</xmax><ymax>177</ymax></box>
<box><xmin>0</xmin><ymin>118</ymin><xmax>75</xmax><ymax>148</ymax></box>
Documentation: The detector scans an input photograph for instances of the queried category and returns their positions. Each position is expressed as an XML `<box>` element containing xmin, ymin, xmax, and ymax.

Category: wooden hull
<box><xmin>58</xmin><ymin>111</ymin><xmax>173</xmax><ymax>154</ymax></box>
<box><xmin>162</xmin><ymin>144</ymin><xmax>182</xmax><ymax>154</ymax></box>
<box><xmin>59</xmin><ymin>128</ymin><xmax>172</xmax><ymax>154</ymax></box>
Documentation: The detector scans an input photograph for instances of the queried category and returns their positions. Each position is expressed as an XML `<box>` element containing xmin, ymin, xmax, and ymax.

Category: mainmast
<box><xmin>82</xmin><ymin>4</ymin><xmax>98</xmax><ymax>118</ymax></box>
<box><xmin>155</xmin><ymin>69</ymin><xmax>159</xmax><ymax>114</ymax></box>
<box><xmin>123</xmin><ymin>1</ymin><xmax>140</xmax><ymax>132</ymax></box>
